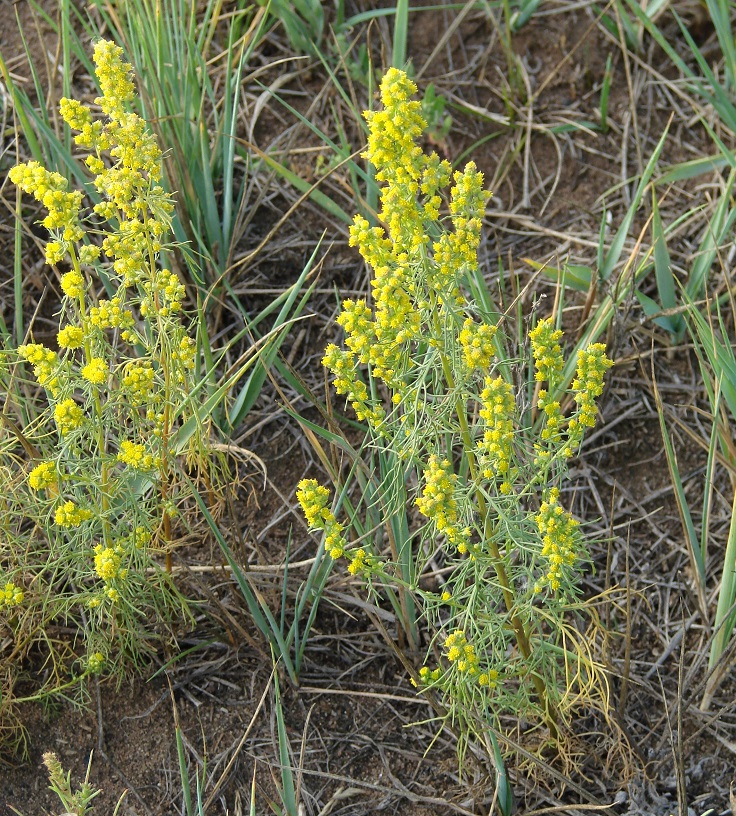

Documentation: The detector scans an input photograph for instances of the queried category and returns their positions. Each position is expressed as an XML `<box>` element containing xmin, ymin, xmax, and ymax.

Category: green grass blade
<box><xmin>708</xmin><ymin>489</ymin><xmax>736</xmax><ymax>671</ymax></box>
<box><xmin>684</xmin><ymin>167</ymin><xmax>736</xmax><ymax>300</ymax></box>
<box><xmin>175</xmin><ymin>723</ymin><xmax>195</xmax><ymax>816</ymax></box>
<box><xmin>704</xmin><ymin>0</ymin><xmax>736</xmax><ymax>91</ymax></box>
<box><xmin>258</xmin><ymin>151</ymin><xmax>354</xmax><ymax>225</ymax></box>
<box><xmin>651</xmin><ymin>193</ymin><xmax>676</xmax><ymax>312</ymax></box>
<box><xmin>600</xmin><ymin>124</ymin><xmax>669</xmax><ymax>281</ymax></box>
<box><xmin>227</xmin><ymin>246</ymin><xmax>319</xmax><ymax>429</ymax></box>
<box><xmin>700</xmin><ymin>380</ymin><xmax>721</xmax><ymax>568</ymax></box>
<box><xmin>653</xmin><ymin>377</ymin><xmax>707</xmax><ymax>610</ymax></box>
<box><xmin>489</xmin><ymin>730</ymin><xmax>513</xmax><ymax>816</ymax></box>
<box><xmin>273</xmin><ymin>669</ymin><xmax>298</xmax><ymax>816</ymax></box>
<box><xmin>393</xmin><ymin>0</ymin><xmax>410</xmax><ymax>68</ymax></box>
<box><xmin>657</xmin><ymin>153</ymin><xmax>734</xmax><ymax>185</ymax></box>
<box><xmin>185</xmin><ymin>477</ymin><xmax>298</xmax><ymax>684</ymax></box>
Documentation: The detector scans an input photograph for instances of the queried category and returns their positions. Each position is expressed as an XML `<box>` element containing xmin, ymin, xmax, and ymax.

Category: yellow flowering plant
<box><xmin>1</xmin><ymin>40</ymin><xmax>210</xmax><ymax>742</ymax></box>
<box><xmin>297</xmin><ymin>69</ymin><xmax>614</xmax><ymax>757</ymax></box>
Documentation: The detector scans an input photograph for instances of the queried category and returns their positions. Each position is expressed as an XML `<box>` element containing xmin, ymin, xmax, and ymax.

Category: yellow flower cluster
<box><xmin>55</xmin><ymin>501</ymin><xmax>93</xmax><ymax>527</ymax></box>
<box><xmin>34</xmin><ymin>39</ymin><xmax>172</xmax><ymax>299</ymax></box>
<box><xmin>140</xmin><ymin>269</ymin><xmax>185</xmax><ymax>317</ymax></box>
<box><xmin>18</xmin><ymin>344</ymin><xmax>60</xmax><ymax>395</ymax></box>
<box><xmin>83</xmin><ymin>41</ymin><xmax>165</xmax><ymax>205</ymax></box>
<box><xmin>117</xmin><ymin>440</ymin><xmax>155</xmax><ymax>470</ymax></box>
<box><xmin>569</xmin><ymin>344</ymin><xmax>613</xmax><ymax>441</ymax></box>
<box><xmin>89</xmin><ymin>297</ymin><xmax>134</xmax><ymax>330</ymax></box>
<box><xmin>296</xmin><ymin>479</ymin><xmax>348</xmax><ymax>559</ymax></box>
<box><xmin>415</xmin><ymin>665</ymin><xmax>442</xmax><ymax>686</ymax></box>
<box><xmin>421</xmin><ymin>153</ymin><xmax>451</xmax><ymax>222</ymax></box>
<box><xmin>28</xmin><ymin>461</ymin><xmax>57</xmax><ymax>491</ymax></box>
<box><xmin>444</xmin><ymin>629</ymin><xmax>479</xmax><ymax>675</ymax></box>
<box><xmin>477</xmin><ymin>377</ymin><xmax>515</xmax><ymax>494</ymax></box>
<box><xmin>529</xmin><ymin>318</ymin><xmax>564</xmax><ymax>385</ymax></box>
<box><xmin>171</xmin><ymin>336</ymin><xmax>197</xmax><ymax>381</ymax></box>
<box><xmin>347</xmin><ymin>548</ymin><xmax>367</xmax><ymax>575</ymax></box>
<box><xmin>530</xmin><ymin>318</ymin><xmax>565</xmax><ymax>464</ymax></box>
<box><xmin>534</xmin><ymin>488</ymin><xmax>579</xmax><ymax>592</ymax></box>
<box><xmin>59</xmin><ymin>97</ymin><xmax>99</xmax><ymax>145</ymax></box>
<box><xmin>93</xmin><ymin>543</ymin><xmax>128</xmax><ymax>582</ymax></box>
<box><xmin>87</xmin><ymin>652</ymin><xmax>105</xmax><ymax>673</ymax></box>
<box><xmin>57</xmin><ymin>325</ymin><xmax>84</xmax><ymax>349</ymax></box>
<box><xmin>8</xmin><ymin>161</ymin><xmax>84</xmax><ymax>246</ymax></box>
<box><xmin>338</xmin><ymin>299</ymin><xmax>375</xmax><ymax>365</ymax></box>
<box><xmin>127</xmin><ymin>525</ymin><xmax>152</xmax><ymax>549</ymax></box>
<box><xmin>79</xmin><ymin>244</ymin><xmax>102</xmax><ymax>265</ymax></box>
<box><xmin>459</xmin><ymin>318</ymin><xmax>497</xmax><ymax>372</ymax></box>
<box><xmin>60</xmin><ymin>270</ymin><xmax>85</xmax><ymax>299</ymax></box>
<box><xmin>54</xmin><ymin>398</ymin><xmax>84</xmax><ymax>435</ymax></box>
<box><xmin>122</xmin><ymin>362</ymin><xmax>156</xmax><ymax>406</ymax></box>
<box><xmin>322</xmin><ymin>344</ymin><xmax>385</xmax><ymax>427</ymax></box>
<box><xmin>363</xmin><ymin>68</ymin><xmax>428</xmax><ymax>254</ymax></box>
<box><xmin>530</xmin><ymin>318</ymin><xmax>613</xmax><ymax>460</ymax></box>
<box><xmin>81</xmin><ymin>358</ymin><xmax>108</xmax><ymax>386</ymax></box>
<box><xmin>431</xmin><ymin>164</ymin><xmax>485</xmax><ymax>295</ymax></box>
<box><xmin>1</xmin><ymin>582</ymin><xmax>24</xmax><ymax>608</ymax></box>
<box><xmin>478</xmin><ymin>668</ymin><xmax>500</xmax><ymax>689</ymax></box>
<box><xmin>415</xmin><ymin>455</ymin><xmax>469</xmax><ymax>552</ymax></box>
<box><xmin>324</xmin><ymin>69</ymin><xmax>493</xmax><ymax>424</ymax></box>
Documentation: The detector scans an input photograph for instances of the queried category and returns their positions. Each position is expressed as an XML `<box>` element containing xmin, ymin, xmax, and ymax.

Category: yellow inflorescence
<box><xmin>93</xmin><ymin>544</ymin><xmax>128</xmax><ymax>582</ymax></box>
<box><xmin>415</xmin><ymin>455</ymin><xmax>469</xmax><ymax>552</ymax></box>
<box><xmin>117</xmin><ymin>440</ymin><xmax>155</xmax><ymax>470</ymax></box>
<box><xmin>338</xmin><ymin>299</ymin><xmax>375</xmax><ymax>365</ymax></box>
<box><xmin>414</xmin><ymin>665</ymin><xmax>442</xmax><ymax>687</ymax></box>
<box><xmin>569</xmin><ymin>344</ymin><xmax>613</xmax><ymax>442</ymax></box>
<box><xmin>60</xmin><ymin>271</ymin><xmax>85</xmax><ymax>299</ymax></box>
<box><xmin>81</xmin><ymin>358</ymin><xmax>108</xmax><ymax>386</ymax></box>
<box><xmin>459</xmin><ymin>317</ymin><xmax>497</xmax><ymax>372</ymax></box>
<box><xmin>54</xmin><ymin>398</ymin><xmax>84</xmax><ymax>435</ymax></box>
<box><xmin>296</xmin><ymin>479</ymin><xmax>348</xmax><ymax>560</ymax></box>
<box><xmin>530</xmin><ymin>318</ymin><xmax>613</xmax><ymax>461</ymax></box>
<box><xmin>122</xmin><ymin>362</ymin><xmax>156</xmax><ymax>406</ymax></box>
<box><xmin>477</xmin><ymin>377</ymin><xmax>515</xmax><ymax>494</ymax></box>
<box><xmin>529</xmin><ymin>318</ymin><xmax>566</xmax><ymax>465</ymax></box>
<box><xmin>428</xmin><ymin>163</ymin><xmax>485</xmax><ymax>305</ymax></box>
<box><xmin>478</xmin><ymin>668</ymin><xmax>500</xmax><ymax>689</ymax></box>
<box><xmin>57</xmin><ymin>326</ymin><xmax>84</xmax><ymax>349</ymax></box>
<box><xmin>18</xmin><ymin>344</ymin><xmax>60</xmax><ymax>395</ymax></box>
<box><xmin>140</xmin><ymin>269</ymin><xmax>185</xmax><ymax>317</ymax></box>
<box><xmin>89</xmin><ymin>297</ymin><xmax>133</xmax><ymax>330</ymax></box>
<box><xmin>55</xmin><ymin>501</ymin><xmax>93</xmax><ymax>528</ymax></box>
<box><xmin>1</xmin><ymin>582</ymin><xmax>24</xmax><ymax>608</ymax></box>
<box><xmin>28</xmin><ymin>461</ymin><xmax>57</xmax><ymax>491</ymax></box>
<box><xmin>324</xmin><ymin>69</ymin><xmax>494</xmax><ymax>426</ymax></box>
<box><xmin>87</xmin><ymin>652</ymin><xmax>105</xmax><ymax>673</ymax></box>
<box><xmin>174</xmin><ymin>336</ymin><xmax>196</xmax><ymax>372</ymax></box>
<box><xmin>443</xmin><ymin>629</ymin><xmax>480</xmax><ymax>676</ymax></box>
<box><xmin>363</xmin><ymin>68</ymin><xmax>428</xmax><ymax>256</ymax></box>
<box><xmin>8</xmin><ymin>162</ymin><xmax>84</xmax><ymax>245</ymax></box>
<box><xmin>322</xmin><ymin>344</ymin><xmax>385</xmax><ymax>427</ymax></box>
<box><xmin>529</xmin><ymin>318</ymin><xmax>564</xmax><ymax>385</ymax></box>
<box><xmin>347</xmin><ymin>548</ymin><xmax>366</xmax><ymax>575</ymax></box>
<box><xmin>534</xmin><ymin>488</ymin><xmax>579</xmax><ymax>592</ymax></box>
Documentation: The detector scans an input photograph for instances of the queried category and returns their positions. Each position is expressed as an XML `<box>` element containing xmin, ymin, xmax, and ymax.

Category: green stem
<box><xmin>142</xmin><ymin>207</ymin><xmax>173</xmax><ymax>572</ymax></box>
<box><xmin>435</xmin><ymin>322</ymin><xmax>559</xmax><ymax>735</ymax></box>
<box><xmin>71</xmin><ymin>247</ymin><xmax>110</xmax><ymax>545</ymax></box>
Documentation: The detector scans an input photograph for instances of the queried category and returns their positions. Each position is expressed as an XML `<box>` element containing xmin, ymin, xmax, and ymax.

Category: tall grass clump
<box><xmin>296</xmin><ymin>69</ymin><xmax>614</xmax><ymax>760</ymax></box>
<box><xmin>0</xmin><ymin>40</ymin><xmax>215</xmax><ymax>750</ymax></box>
